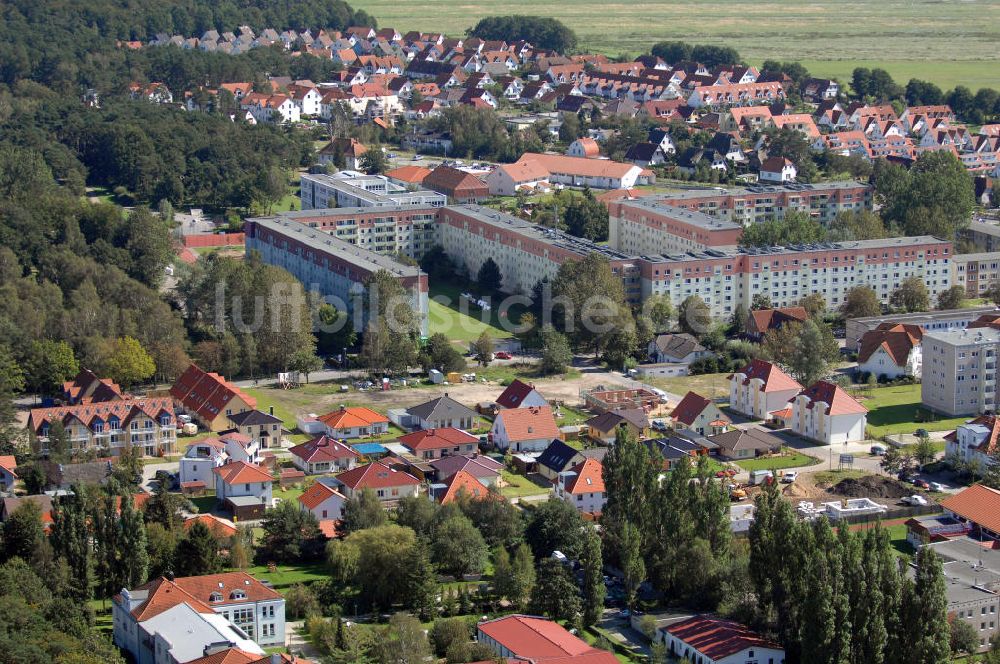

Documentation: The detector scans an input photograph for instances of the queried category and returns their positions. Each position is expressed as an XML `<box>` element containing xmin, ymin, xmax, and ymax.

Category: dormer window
<box><xmin>230</xmin><ymin>589</ymin><xmax>247</xmax><ymax>600</ymax></box>
<box><xmin>209</xmin><ymin>591</ymin><xmax>223</xmax><ymax>602</ymax></box>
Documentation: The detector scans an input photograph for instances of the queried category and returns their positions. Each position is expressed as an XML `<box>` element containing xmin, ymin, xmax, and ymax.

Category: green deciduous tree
<box><xmin>936</xmin><ymin>285</ymin><xmax>967</xmax><ymax>311</ymax></box>
<box><xmin>842</xmin><ymin>285</ymin><xmax>882</xmax><ymax>319</ymax></box>
<box><xmin>174</xmin><ymin>520</ymin><xmax>220</xmax><ymax>577</ymax></box>
<box><xmin>530</xmin><ymin>557</ymin><xmax>581</xmax><ymax>624</ymax></box>
<box><xmin>99</xmin><ymin>336</ymin><xmax>155</xmax><ymax>388</ymax></box>
<box><xmin>472</xmin><ymin>332</ymin><xmax>494</xmax><ymax>367</ymax></box>
<box><xmin>22</xmin><ymin>339</ymin><xmax>78</xmax><ymax>396</ymax></box>
<box><xmin>890</xmin><ymin>276</ymin><xmax>931</xmax><ymax>313</ymax></box>
<box><xmin>342</xmin><ymin>487</ymin><xmax>387</xmax><ymax>533</ymax></box>
<box><xmin>539</xmin><ymin>325</ymin><xmax>573</xmax><ymax>375</ymax></box>
<box><xmin>259</xmin><ymin>499</ymin><xmax>325</xmax><ymax>563</ymax></box>
<box><xmin>432</xmin><ymin>515</ymin><xmax>488</xmax><ymax>578</ymax></box>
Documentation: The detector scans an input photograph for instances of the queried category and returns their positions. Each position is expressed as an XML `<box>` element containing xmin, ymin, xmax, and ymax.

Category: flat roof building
<box><xmin>845</xmin><ymin>305</ymin><xmax>999</xmax><ymax>351</ymax></box>
<box><xmin>300</xmin><ymin>171</ymin><xmax>446</xmax><ymax>210</ymax></box>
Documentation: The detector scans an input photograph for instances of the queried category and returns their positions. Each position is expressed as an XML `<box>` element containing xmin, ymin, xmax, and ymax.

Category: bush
<box><xmin>431</xmin><ymin>617</ymin><xmax>472</xmax><ymax>657</ymax></box>
<box><xmin>286</xmin><ymin>584</ymin><xmax>321</xmax><ymax>620</ymax></box>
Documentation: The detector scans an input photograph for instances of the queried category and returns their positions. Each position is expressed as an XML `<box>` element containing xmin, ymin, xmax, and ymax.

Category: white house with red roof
<box><xmin>398</xmin><ymin>427</ymin><xmax>479</xmax><ymax>460</ymax></box>
<box><xmin>179</xmin><ymin>431</ymin><xmax>261</xmax><ymax>490</ymax></box>
<box><xmin>113</xmin><ymin>571</ymin><xmax>285</xmax><ymax>657</ymax></box>
<box><xmin>758</xmin><ymin>156</ymin><xmax>797</xmax><ymax>183</ymax></box>
<box><xmin>433</xmin><ymin>469</ymin><xmax>488</xmax><ymax>504</ymax></box>
<box><xmin>298</xmin><ymin>481</ymin><xmax>347</xmax><ymax>521</ymax></box>
<box><xmin>288</xmin><ymin>435</ymin><xmax>360</xmax><ymax>474</ymax></box>
<box><xmin>944</xmin><ymin>415</ymin><xmax>1000</xmax><ymax>472</ymax></box>
<box><xmin>317</xmin><ymin>405</ymin><xmax>389</xmax><ymax>439</ymax></box>
<box><xmin>0</xmin><ymin>455</ymin><xmax>17</xmax><ymax>493</ymax></box>
<box><xmin>170</xmin><ymin>364</ymin><xmax>257</xmax><ymax>432</ymax></box>
<box><xmin>660</xmin><ymin>615</ymin><xmax>784</xmax><ymax>664</ymax></box>
<box><xmin>495</xmin><ymin>379</ymin><xmax>548</xmax><ymax>410</ymax></box>
<box><xmin>670</xmin><ymin>391</ymin><xmax>730</xmax><ymax>437</ymax></box>
<box><xmin>476</xmin><ymin>614</ymin><xmax>617</xmax><ymax>664</ymax></box>
<box><xmin>857</xmin><ymin>323</ymin><xmax>923</xmax><ymax>379</ymax></box>
<box><xmin>554</xmin><ymin>458</ymin><xmax>607</xmax><ymax>515</ymax></box>
<box><xmin>490</xmin><ymin>406</ymin><xmax>561</xmax><ymax>452</ymax></box>
<box><xmin>28</xmin><ymin>397</ymin><xmax>177</xmax><ymax>457</ymax></box>
<box><xmin>213</xmin><ymin>461</ymin><xmax>273</xmax><ymax>518</ymax></box>
<box><xmin>789</xmin><ymin>380</ymin><xmax>868</xmax><ymax>444</ymax></box>
<box><xmin>331</xmin><ymin>461</ymin><xmax>420</xmax><ymax>503</ymax></box>
<box><xmin>729</xmin><ymin>360</ymin><xmax>803</xmax><ymax>421</ymax></box>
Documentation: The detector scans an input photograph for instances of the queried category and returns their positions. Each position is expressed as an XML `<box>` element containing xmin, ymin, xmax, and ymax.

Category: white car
<box><xmin>930</xmin><ymin>482</ymin><xmax>948</xmax><ymax>492</ymax></box>
<box><xmin>903</xmin><ymin>495</ymin><xmax>929</xmax><ymax>506</ymax></box>
<box><xmin>781</xmin><ymin>471</ymin><xmax>798</xmax><ymax>483</ymax></box>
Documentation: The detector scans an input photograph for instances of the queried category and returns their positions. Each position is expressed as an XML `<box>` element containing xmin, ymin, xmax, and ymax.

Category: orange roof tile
<box><xmin>335</xmin><ymin>461</ymin><xmax>420</xmax><ymax>490</ymax></box>
<box><xmin>732</xmin><ymin>359</ymin><xmax>802</xmax><ymax>393</ymax></box>
<box><xmin>438</xmin><ymin>470</ymin><xmax>487</xmax><ymax>504</ymax></box>
<box><xmin>794</xmin><ymin>381</ymin><xmax>868</xmax><ymax>415</ymax></box>
<box><xmin>857</xmin><ymin>323</ymin><xmax>923</xmax><ymax>365</ymax></box>
<box><xmin>665</xmin><ymin>615</ymin><xmax>782</xmax><ymax>660</ymax></box>
<box><xmin>399</xmin><ymin>427</ymin><xmax>478</xmax><ymax>452</ymax></box>
<box><xmin>129</xmin><ymin>577</ymin><xmax>216</xmax><ymax>621</ymax></box>
<box><xmin>212</xmin><ymin>461</ymin><xmax>273</xmax><ymax>485</ymax></box>
<box><xmin>564</xmin><ymin>458</ymin><xmax>605</xmax><ymax>495</ymax></box>
<box><xmin>318</xmin><ymin>406</ymin><xmax>387</xmax><ymax>430</ymax></box>
<box><xmin>942</xmin><ymin>484</ymin><xmax>1000</xmax><ymax>535</ymax></box>
<box><xmin>495</xmin><ymin>406</ymin><xmax>560</xmax><ymax>442</ymax></box>
<box><xmin>385</xmin><ymin>165</ymin><xmax>432</xmax><ymax>183</ymax></box>
<box><xmin>478</xmin><ymin>615</ymin><xmax>617</xmax><ymax>663</ymax></box>
<box><xmin>298</xmin><ymin>482</ymin><xmax>345</xmax><ymax>510</ymax></box>
<box><xmin>169</xmin><ymin>364</ymin><xmax>256</xmax><ymax>423</ymax></box>
<box><xmin>184</xmin><ymin>514</ymin><xmax>238</xmax><ymax>539</ymax></box>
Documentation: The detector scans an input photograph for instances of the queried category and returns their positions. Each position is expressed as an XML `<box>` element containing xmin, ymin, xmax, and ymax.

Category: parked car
<box><xmin>495</xmin><ymin>351</ymin><xmax>512</xmax><ymax>360</ymax></box>
<box><xmin>781</xmin><ymin>471</ymin><xmax>798</xmax><ymax>483</ymax></box>
<box><xmin>652</xmin><ymin>419</ymin><xmax>669</xmax><ymax>432</ymax></box>
<box><xmin>715</xmin><ymin>468</ymin><xmax>737</xmax><ymax>478</ymax></box>
<box><xmin>870</xmin><ymin>444</ymin><xmax>887</xmax><ymax>456</ymax></box>
<box><xmin>930</xmin><ymin>482</ymin><xmax>948</xmax><ymax>492</ymax></box>
<box><xmin>915</xmin><ymin>479</ymin><xmax>931</xmax><ymax>490</ymax></box>
<box><xmin>902</xmin><ymin>495</ymin><xmax>929</xmax><ymax>506</ymax></box>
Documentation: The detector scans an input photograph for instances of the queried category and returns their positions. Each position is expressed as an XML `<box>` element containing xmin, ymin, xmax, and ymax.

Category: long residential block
<box><xmin>299</xmin><ymin>171</ymin><xmax>446</xmax><ymax>210</ymax></box>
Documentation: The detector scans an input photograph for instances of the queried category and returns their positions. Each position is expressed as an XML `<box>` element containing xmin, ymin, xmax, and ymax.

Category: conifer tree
<box><xmin>908</xmin><ymin>547</ymin><xmax>950</xmax><ymax>664</ymax></box>
<box><xmin>50</xmin><ymin>491</ymin><xmax>92</xmax><ymax>600</ymax></box>
<box><xmin>407</xmin><ymin>540</ymin><xmax>438</xmax><ymax>621</ymax></box>
<box><xmin>581</xmin><ymin>527</ymin><xmax>605</xmax><ymax>627</ymax></box>
<box><xmin>174</xmin><ymin>520</ymin><xmax>220</xmax><ymax>577</ymax></box>
<box><xmin>119</xmin><ymin>494</ymin><xmax>149</xmax><ymax>588</ymax></box>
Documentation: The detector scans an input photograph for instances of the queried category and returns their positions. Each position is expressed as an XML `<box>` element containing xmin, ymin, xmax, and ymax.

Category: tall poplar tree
<box><xmin>908</xmin><ymin>547</ymin><xmax>950</xmax><ymax>664</ymax></box>
<box><xmin>50</xmin><ymin>491</ymin><xmax>93</xmax><ymax>600</ymax></box>
<box><xmin>581</xmin><ymin>527</ymin><xmax>605</xmax><ymax>627</ymax></box>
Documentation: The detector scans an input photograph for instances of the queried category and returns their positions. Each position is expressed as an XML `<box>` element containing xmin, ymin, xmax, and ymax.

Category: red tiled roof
<box><xmin>423</xmin><ymin>165</ymin><xmax>488</xmax><ymax>196</ymax></box>
<box><xmin>169</xmin><ymin>364</ymin><xmax>256</xmax><ymax>423</ymax></box>
<box><xmin>948</xmin><ymin>415</ymin><xmax>1000</xmax><ymax>453</ymax></box>
<box><xmin>184</xmin><ymin>514</ymin><xmax>238</xmax><ymax>539</ymax></box>
<box><xmin>942</xmin><ymin>484</ymin><xmax>1000</xmax><ymax>534</ymax></box>
<box><xmin>496</xmin><ymin>379</ymin><xmax>543</xmax><ymax>409</ymax></box>
<box><xmin>564</xmin><ymin>458</ymin><xmax>604</xmax><ymax>495</ymax></box>
<box><xmin>399</xmin><ymin>427</ymin><xmax>478</xmax><ymax>452</ymax></box>
<box><xmin>298</xmin><ymin>481</ymin><xmax>345</xmax><ymax>510</ymax></box>
<box><xmin>335</xmin><ymin>461</ymin><xmax>420</xmax><ymax>490</ymax></box>
<box><xmin>747</xmin><ymin>307</ymin><xmax>807</xmax><ymax>335</ymax></box>
<box><xmin>128</xmin><ymin>577</ymin><xmax>216</xmax><ymax>621</ymax></box>
<box><xmin>185</xmin><ymin>648</ymin><xmax>261</xmax><ymax>664</ymax></box>
<box><xmin>495</xmin><ymin>406</ymin><xmax>560</xmax><ymax>442</ymax></box>
<box><xmin>571</xmin><ymin>138</ymin><xmax>600</xmax><ymax>157</ymax></box>
<box><xmin>670</xmin><ymin>391</ymin><xmax>714</xmax><ymax>426</ymax></box>
<box><xmin>794</xmin><ymin>380</ymin><xmax>868</xmax><ymax>415</ymax></box>
<box><xmin>318</xmin><ymin>406</ymin><xmax>387</xmax><ymax>430</ymax></box>
<box><xmin>857</xmin><ymin>323</ymin><xmax>923</xmax><ymax>365</ymax></box>
<box><xmin>385</xmin><ymin>165</ymin><xmax>432</xmax><ymax>183</ymax></box>
<box><xmin>28</xmin><ymin>398</ymin><xmax>175</xmax><ymax>435</ymax></box>
<box><xmin>731</xmin><ymin>359</ymin><xmax>802</xmax><ymax>393</ymax></box>
<box><xmin>289</xmin><ymin>435</ymin><xmax>361</xmax><ymax>463</ymax></box>
<box><xmin>665</xmin><ymin>615</ymin><xmax>782</xmax><ymax>660</ymax></box>
<box><xmin>478</xmin><ymin>615</ymin><xmax>617</xmax><ymax>663</ymax></box>
<box><xmin>438</xmin><ymin>470</ymin><xmax>488</xmax><ymax>504</ymax></box>
<box><xmin>168</xmin><ymin>571</ymin><xmax>281</xmax><ymax>607</ymax></box>
<box><xmin>0</xmin><ymin>455</ymin><xmax>17</xmax><ymax>478</ymax></box>
<box><xmin>212</xmin><ymin>461</ymin><xmax>273</xmax><ymax>485</ymax></box>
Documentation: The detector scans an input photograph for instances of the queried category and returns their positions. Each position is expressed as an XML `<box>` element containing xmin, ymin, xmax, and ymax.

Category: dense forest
<box><xmin>0</xmin><ymin>0</ymin><xmax>374</xmax><ymax>88</ymax></box>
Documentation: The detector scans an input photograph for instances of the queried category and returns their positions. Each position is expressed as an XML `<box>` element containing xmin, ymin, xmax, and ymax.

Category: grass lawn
<box><xmin>813</xmin><ymin>469</ymin><xmax>870</xmax><ymax>485</ymax></box>
<box><xmin>189</xmin><ymin>493</ymin><xmax>218</xmax><ymax>514</ymax></box>
<box><xmin>348</xmin><ymin>0</ymin><xmax>1000</xmax><ymax>89</ymax></box>
<box><xmin>427</xmin><ymin>281</ymin><xmax>520</xmax><ymax>344</ymax></box>
<box><xmin>736</xmin><ymin>447</ymin><xmax>821</xmax><ymax>471</ymax></box>
<box><xmin>500</xmin><ymin>469</ymin><xmax>551</xmax><ymax>499</ymax></box>
<box><xmin>555</xmin><ymin>404</ymin><xmax>592</xmax><ymax>426</ymax></box>
<box><xmin>239</xmin><ymin>561</ymin><xmax>329</xmax><ymax>592</ymax></box>
<box><xmin>859</xmin><ymin>384</ymin><xmax>968</xmax><ymax>437</ymax></box>
<box><xmin>273</xmin><ymin>483</ymin><xmax>307</xmax><ymax>505</ymax></box>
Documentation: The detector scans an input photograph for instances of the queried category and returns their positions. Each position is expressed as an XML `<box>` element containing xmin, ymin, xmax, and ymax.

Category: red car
<box><xmin>915</xmin><ymin>479</ymin><xmax>931</xmax><ymax>490</ymax></box>
<box><xmin>495</xmin><ymin>351</ymin><xmax>512</xmax><ymax>360</ymax></box>
<box><xmin>715</xmin><ymin>469</ymin><xmax>736</xmax><ymax>478</ymax></box>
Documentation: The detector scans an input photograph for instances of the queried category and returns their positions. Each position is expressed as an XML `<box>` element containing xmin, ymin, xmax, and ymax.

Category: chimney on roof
<box><xmin>340</xmin><ymin>404</ymin><xmax>346</xmax><ymax>411</ymax></box>
<box><xmin>269</xmin><ymin>406</ymin><xmax>274</xmax><ymax>416</ymax></box>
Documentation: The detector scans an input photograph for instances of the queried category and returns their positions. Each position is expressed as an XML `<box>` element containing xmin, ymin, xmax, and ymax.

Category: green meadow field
<box><xmin>351</xmin><ymin>0</ymin><xmax>1000</xmax><ymax>89</ymax></box>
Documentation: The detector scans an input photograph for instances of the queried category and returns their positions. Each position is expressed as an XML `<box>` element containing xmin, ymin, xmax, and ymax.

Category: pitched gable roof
<box><xmin>665</xmin><ymin>615</ymin><xmax>782</xmax><ymax>660</ymax></box>
<box><xmin>298</xmin><ymin>481</ymin><xmax>346</xmax><ymax>510</ymax></box>
<box><xmin>652</xmin><ymin>333</ymin><xmax>706</xmax><ymax>359</ymax></box>
<box><xmin>423</xmin><ymin>165</ymin><xmax>487</xmax><ymax>194</ymax></box>
<box><xmin>129</xmin><ymin>577</ymin><xmax>215</xmax><ymax>621</ymax></box>
<box><xmin>438</xmin><ymin>469</ymin><xmax>488</xmax><ymax>503</ymax></box>
<box><xmin>536</xmin><ymin>439</ymin><xmax>581</xmax><ymax>473</ymax></box>
<box><xmin>429</xmin><ymin>453</ymin><xmax>503</xmax><ymax>481</ymax></box>
<box><xmin>857</xmin><ymin>323</ymin><xmax>923</xmax><ymax>365</ymax></box>
<box><xmin>747</xmin><ymin>307</ymin><xmax>808</xmax><ymax>335</ymax></box>
<box><xmin>941</xmin><ymin>484</ymin><xmax>1000</xmax><ymax>536</ymax></box>
<box><xmin>732</xmin><ymin>359</ymin><xmax>802</xmax><ymax>393</ymax></box>
<box><xmin>496</xmin><ymin>406</ymin><xmax>560</xmax><ymax>441</ymax></box>
<box><xmin>28</xmin><ymin>398</ymin><xmax>175</xmax><ymax>436</ymax></box>
<box><xmin>170</xmin><ymin>364</ymin><xmax>256</xmax><ymax>422</ymax></box>
<box><xmin>477</xmin><ymin>615</ymin><xmax>617</xmax><ymax>663</ymax></box>
<box><xmin>385</xmin><ymin>165</ymin><xmax>432</xmax><ymax>184</ymax></box>
<box><xmin>227</xmin><ymin>409</ymin><xmax>282</xmax><ymax>427</ymax></box>
<box><xmin>335</xmin><ymin>461</ymin><xmax>420</xmax><ymax>490</ymax></box>
<box><xmin>398</xmin><ymin>427</ymin><xmax>478</xmax><ymax>452</ymax></box>
<box><xmin>183</xmin><ymin>514</ymin><xmax>238</xmax><ymax>539</ymax></box>
<box><xmin>670</xmin><ymin>391</ymin><xmax>714</xmax><ymax>426</ymax></box>
<box><xmin>212</xmin><ymin>461</ymin><xmax>272</xmax><ymax>485</ymax></box>
<box><xmin>496</xmin><ymin>379</ymin><xmax>544</xmax><ymax>409</ymax></box>
<box><xmin>0</xmin><ymin>455</ymin><xmax>17</xmax><ymax>478</ymax></box>
<box><xmin>794</xmin><ymin>381</ymin><xmax>868</xmax><ymax>415</ymax></box>
<box><xmin>289</xmin><ymin>435</ymin><xmax>360</xmax><ymax>463</ymax></box>
<box><xmin>564</xmin><ymin>458</ymin><xmax>605</xmax><ymax>495</ymax></box>
<box><xmin>586</xmin><ymin>408</ymin><xmax>649</xmax><ymax>434</ymax></box>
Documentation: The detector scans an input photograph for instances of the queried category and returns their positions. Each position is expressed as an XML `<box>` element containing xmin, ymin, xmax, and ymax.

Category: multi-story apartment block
<box><xmin>607</xmin><ymin>181</ymin><xmax>872</xmax><ymax>252</ymax></box>
<box><xmin>244</xmin><ymin>215</ymin><xmax>430</xmax><ymax>335</ymax></box>
<box><xmin>114</xmin><ymin>572</ymin><xmax>286</xmax><ymax>657</ymax></box>
<box><xmin>952</xmin><ymin>252</ymin><xmax>1000</xmax><ymax>299</ymax></box>
<box><xmin>922</xmin><ymin>327</ymin><xmax>1000</xmax><ymax>416</ymax></box>
<box><xmin>299</xmin><ymin>171</ymin><xmax>446</xmax><ymax>210</ymax></box>
<box><xmin>845</xmin><ymin>305</ymin><xmax>999</xmax><ymax>351</ymax></box>
<box><xmin>249</xmin><ymin>188</ymin><xmax>950</xmax><ymax>326</ymax></box>
<box><xmin>28</xmin><ymin>398</ymin><xmax>177</xmax><ymax>457</ymax></box>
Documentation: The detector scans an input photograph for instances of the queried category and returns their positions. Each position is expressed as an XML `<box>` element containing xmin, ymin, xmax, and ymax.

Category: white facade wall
<box><xmin>729</xmin><ymin>376</ymin><xmax>799</xmax><ymax>420</ymax></box>
<box><xmin>789</xmin><ymin>397</ymin><xmax>866</xmax><ymax>444</ymax></box>
<box><xmin>859</xmin><ymin>346</ymin><xmax>921</xmax><ymax>379</ymax></box>
<box><xmin>215</xmin><ymin>476</ymin><xmax>273</xmax><ymax>504</ymax></box>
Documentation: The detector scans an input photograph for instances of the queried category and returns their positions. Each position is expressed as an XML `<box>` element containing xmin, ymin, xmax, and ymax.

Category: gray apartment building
<box><xmin>922</xmin><ymin>327</ymin><xmax>1000</xmax><ymax>416</ymax></box>
<box><xmin>845</xmin><ymin>305</ymin><xmax>1000</xmax><ymax>351</ymax></box>
<box><xmin>300</xmin><ymin>171</ymin><xmax>446</xmax><ymax>210</ymax></box>
<box><xmin>925</xmin><ymin>538</ymin><xmax>1000</xmax><ymax>651</ymax></box>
